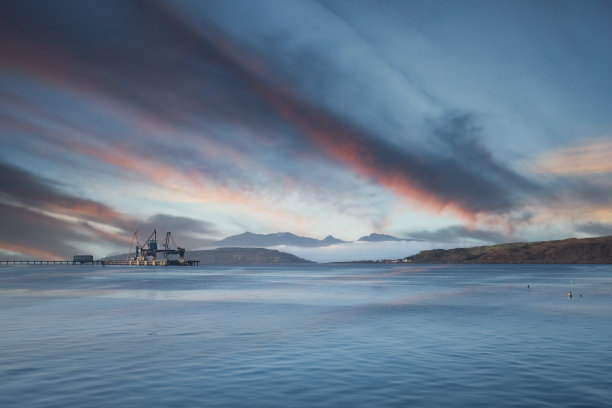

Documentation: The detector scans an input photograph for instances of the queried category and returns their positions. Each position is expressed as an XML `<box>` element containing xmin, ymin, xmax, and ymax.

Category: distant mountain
<box><xmin>211</xmin><ymin>232</ymin><xmax>348</xmax><ymax>248</ymax></box>
<box><xmin>407</xmin><ymin>236</ymin><xmax>612</xmax><ymax>264</ymax></box>
<box><xmin>357</xmin><ymin>233</ymin><xmax>404</xmax><ymax>242</ymax></box>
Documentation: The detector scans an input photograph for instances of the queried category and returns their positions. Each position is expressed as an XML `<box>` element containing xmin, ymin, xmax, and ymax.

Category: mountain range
<box><xmin>209</xmin><ymin>231</ymin><xmax>411</xmax><ymax>248</ymax></box>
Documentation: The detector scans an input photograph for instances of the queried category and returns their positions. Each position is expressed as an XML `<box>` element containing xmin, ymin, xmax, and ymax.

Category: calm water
<box><xmin>1</xmin><ymin>264</ymin><xmax>612</xmax><ymax>407</ymax></box>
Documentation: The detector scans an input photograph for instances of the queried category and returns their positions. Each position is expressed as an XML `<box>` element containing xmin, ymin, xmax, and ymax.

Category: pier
<box><xmin>0</xmin><ymin>260</ymin><xmax>105</xmax><ymax>265</ymax></box>
<box><xmin>0</xmin><ymin>259</ymin><xmax>199</xmax><ymax>266</ymax></box>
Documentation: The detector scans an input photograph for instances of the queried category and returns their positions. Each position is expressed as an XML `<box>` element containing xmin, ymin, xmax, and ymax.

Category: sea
<box><xmin>1</xmin><ymin>263</ymin><xmax>612</xmax><ymax>408</ymax></box>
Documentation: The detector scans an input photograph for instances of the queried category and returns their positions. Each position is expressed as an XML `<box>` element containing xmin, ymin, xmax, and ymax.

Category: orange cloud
<box><xmin>70</xmin><ymin>141</ymin><xmax>315</xmax><ymax>233</ymax></box>
<box><xmin>46</xmin><ymin>201</ymin><xmax>125</xmax><ymax>226</ymax></box>
<box><xmin>0</xmin><ymin>242</ymin><xmax>61</xmax><ymax>260</ymax></box>
<box><xmin>534</xmin><ymin>138</ymin><xmax>612</xmax><ymax>175</ymax></box>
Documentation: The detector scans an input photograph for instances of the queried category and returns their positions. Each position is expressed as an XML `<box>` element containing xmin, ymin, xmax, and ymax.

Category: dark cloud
<box><xmin>576</xmin><ymin>223</ymin><xmax>612</xmax><ymax>237</ymax></box>
<box><xmin>406</xmin><ymin>226</ymin><xmax>507</xmax><ymax>244</ymax></box>
<box><xmin>0</xmin><ymin>0</ymin><xmax>320</xmax><ymax>186</ymax></box>
<box><xmin>0</xmin><ymin>161</ymin><xmax>125</xmax><ymax>226</ymax></box>
<box><xmin>556</xmin><ymin>177</ymin><xmax>612</xmax><ymax>207</ymax></box>
<box><xmin>0</xmin><ymin>202</ymin><xmax>90</xmax><ymax>259</ymax></box>
<box><xmin>146</xmin><ymin>214</ymin><xmax>216</xmax><ymax>235</ymax></box>
<box><xmin>0</xmin><ymin>161</ymin><xmax>129</xmax><ymax>257</ymax></box>
<box><xmin>1</xmin><ymin>0</ymin><xmax>278</xmax><ymax>135</ymax></box>
<box><xmin>142</xmin><ymin>214</ymin><xmax>217</xmax><ymax>249</ymax></box>
<box><xmin>255</xmin><ymin>83</ymin><xmax>537</xmax><ymax>214</ymax></box>
<box><xmin>427</xmin><ymin>112</ymin><xmax>539</xmax><ymax>211</ymax></box>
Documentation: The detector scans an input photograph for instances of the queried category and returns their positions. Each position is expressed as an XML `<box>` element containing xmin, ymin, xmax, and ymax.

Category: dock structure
<box><xmin>0</xmin><ymin>259</ymin><xmax>198</xmax><ymax>266</ymax></box>
<box><xmin>107</xmin><ymin>229</ymin><xmax>199</xmax><ymax>266</ymax></box>
<box><xmin>0</xmin><ymin>260</ymin><xmax>105</xmax><ymax>265</ymax></box>
<box><xmin>103</xmin><ymin>259</ymin><xmax>199</xmax><ymax>266</ymax></box>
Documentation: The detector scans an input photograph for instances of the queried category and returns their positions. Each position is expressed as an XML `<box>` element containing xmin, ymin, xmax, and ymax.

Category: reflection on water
<box><xmin>1</xmin><ymin>264</ymin><xmax>612</xmax><ymax>407</ymax></box>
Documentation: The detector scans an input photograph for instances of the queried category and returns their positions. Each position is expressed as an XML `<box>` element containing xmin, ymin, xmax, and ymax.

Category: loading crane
<box><xmin>135</xmin><ymin>229</ymin><xmax>186</xmax><ymax>262</ymax></box>
<box><xmin>105</xmin><ymin>229</ymin><xmax>198</xmax><ymax>266</ymax></box>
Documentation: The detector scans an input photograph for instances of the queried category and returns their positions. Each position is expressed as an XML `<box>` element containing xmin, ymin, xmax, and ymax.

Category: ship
<box><xmin>104</xmin><ymin>229</ymin><xmax>199</xmax><ymax>266</ymax></box>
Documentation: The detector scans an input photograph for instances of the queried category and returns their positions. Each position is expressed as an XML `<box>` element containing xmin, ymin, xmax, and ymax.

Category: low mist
<box><xmin>270</xmin><ymin>240</ymin><xmax>477</xmax><ymax>263</ymax></box>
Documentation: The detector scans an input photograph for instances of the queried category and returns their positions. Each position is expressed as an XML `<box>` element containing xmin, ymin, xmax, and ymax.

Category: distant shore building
<box><xmin>73</xmin><ymin>255</ymin><xmax>94</xmax><ymax>264</ymax></box>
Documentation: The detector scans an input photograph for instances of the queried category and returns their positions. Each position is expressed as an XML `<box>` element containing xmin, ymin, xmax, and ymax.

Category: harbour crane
<box><xmin>135</xmin><ymin>229</ymin><xmax>185</xmax><ymax>261</ymax></box>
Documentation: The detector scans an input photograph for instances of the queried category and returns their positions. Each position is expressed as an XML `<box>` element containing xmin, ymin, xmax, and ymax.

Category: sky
<box><xmin>1</xmin><ymin>0</ymin><xmax>612</xmax><ymax>260</ymax></box>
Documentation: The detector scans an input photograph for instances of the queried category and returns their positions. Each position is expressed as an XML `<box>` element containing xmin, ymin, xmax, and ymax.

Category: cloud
<box><xmin>0</xmin><ymin>161</ymin><xmax>126</xmax><ymax>227</ymax></box>
<box><xmin>2</xmin><ymin>1</ymin><xmax>538</xmax><ymax>220</ymax></box>
<box><xmin>0</xmin><ymin>201</ymin><xmax>116</xmax><ymax>260</ymax></box>
<box><xmin>405</xmin><ymin>225</ymin><xmax>508</xmax><ymax>244</ymax></box>
<box><xmin>5</xmin><ymin>0</ymin><xmax>605</xmax><ymax>250</ymax></box>
<box><xmin>257</xmin><ymin>82</ymin><xmax>537</xmax><ymax>217</ymax></box>
<box><xmin>576</xmin><ymin>222</ymin><xmax>612</xmax><ymax>237</ymax></box>
<box><xmin>0</xmin><ymin>161</ymin><xmax>219</xmax><ymax>257</ymax></box>
<box><xmin>0</xmin><ymin>161</ymin><xmax>132</xmax><ymax>257</ymax></box>
<box><xmin>142</xmin><ymin>214</ymin><xmax>217</xmax><ymax>249</ymax></box>
<box><xmin>145</xmin><ymin>214</ymin><xmax>216</xmax><ymax>235</ymax></box>
<box><xmin>533</xmin><ymin>138</ymin><xmax>612</xmax><ymax>175</ymax></box>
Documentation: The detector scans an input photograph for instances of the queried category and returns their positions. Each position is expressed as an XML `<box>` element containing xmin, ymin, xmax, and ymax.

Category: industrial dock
<box><xmin>0</xmin><ymin>230</ymin><xmax>199</xmax><ymax>267</ymax></box>
<box><xmin>103</xmin><ymin>229</ymin><xmax>199</xmax><ymax>266</ymax></box>
<box><xmin>102</xmin><ymin>259</ymin><xmax>199</xmax><ymax>266</ymax></box>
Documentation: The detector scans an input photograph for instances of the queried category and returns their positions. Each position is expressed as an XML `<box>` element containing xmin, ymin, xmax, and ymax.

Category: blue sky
<box><xmin>1</xmin><ymin>0</ymin><xmax>612</xmax><ymax>259</ymax></box>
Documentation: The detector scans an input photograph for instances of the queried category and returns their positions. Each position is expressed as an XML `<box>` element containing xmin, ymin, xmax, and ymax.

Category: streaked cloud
<box><xmin>0</xmin><ymin>161</ymin><xmax>126</xmax><ymax>228</ymax></box>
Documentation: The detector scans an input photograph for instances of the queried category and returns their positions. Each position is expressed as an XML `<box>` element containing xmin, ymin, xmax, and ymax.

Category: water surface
<box><xmin>1</xmin><ymin>264</ymin><xmax>611</xmax><ymax>407</ymax></box>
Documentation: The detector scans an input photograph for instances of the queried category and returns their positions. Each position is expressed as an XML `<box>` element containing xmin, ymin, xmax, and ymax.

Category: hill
<box><xmin>357</xmin><ymin>233</ymin><xmax>405</xmax><ymax>242</ymax></box>
<box><xmin>408</xmin><ymin>236</ymin><xmax>612</xmax><ymax>264</ymax></box>
<box><xmin>188</xmin><ymin>247</ymin><xmax>313</xmax><ymax>264</ymax></box>
<box><xmin>104</xmin><ymin>247</ymin><xmax>313</xmax><ymax>265</ymax></box>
